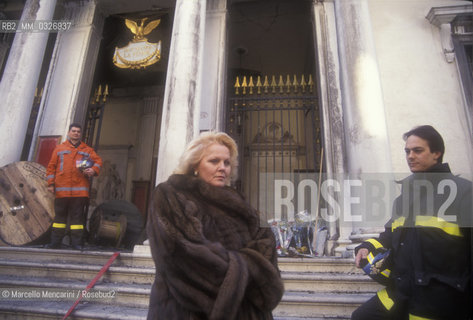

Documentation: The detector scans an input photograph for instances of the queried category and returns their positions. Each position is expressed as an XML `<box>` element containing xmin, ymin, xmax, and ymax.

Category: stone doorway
<box><xmin>86</xmin><ymin>7</ymin><xmax>173</xmax><ymax>219</ymax></box>
<box><xmin>226</xmin><ymin>0</ymin><xmax>322</xmax><ymax>222</ymax></box>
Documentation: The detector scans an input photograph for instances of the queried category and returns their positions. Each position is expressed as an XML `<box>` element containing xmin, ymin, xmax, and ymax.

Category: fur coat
<box><xmin>146</xmin><ymin>174</ymin><xmax>284</xmax><ymax>320</ymax></box>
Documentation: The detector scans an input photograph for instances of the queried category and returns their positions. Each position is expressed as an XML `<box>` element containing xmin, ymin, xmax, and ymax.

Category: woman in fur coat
<box><xmin>146</xmin><ymin>132</ymin><xmax>284</xmax><ymax>320</ymax></box>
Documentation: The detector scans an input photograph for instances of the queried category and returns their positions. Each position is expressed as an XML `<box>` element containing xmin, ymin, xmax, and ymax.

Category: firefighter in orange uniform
<box><xmin>46</xmin><ymin>123</ymin><xmax>102</xmax><ymax>249</ymax></box>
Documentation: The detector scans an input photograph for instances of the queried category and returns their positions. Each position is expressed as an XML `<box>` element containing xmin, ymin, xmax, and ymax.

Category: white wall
<box><xmin>368</xmin><ymin>0</ymin><xmax>473</xmax><ymax>177</ymax></box>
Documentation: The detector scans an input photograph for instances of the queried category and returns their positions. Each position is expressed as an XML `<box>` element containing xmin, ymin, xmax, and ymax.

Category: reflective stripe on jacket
<box><xmin>355</xmin><ymin>163</ymin><xmax>472</xmax><ymax>318</ymax></box>
<box><xmin>46</xmin><ymin>140</ymin><xmax>102</xmax><ymax>198</ymax></box>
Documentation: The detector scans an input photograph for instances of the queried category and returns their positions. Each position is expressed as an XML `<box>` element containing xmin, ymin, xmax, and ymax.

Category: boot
<box><xmin>70</xmin><ymin>230</ymin><xmax>83</xmax><ymax>250</ymax></box>
<box><xmin>46</xmin><ymin>229</ymin><xmax>64</xmax><ymax>249</ymax></box>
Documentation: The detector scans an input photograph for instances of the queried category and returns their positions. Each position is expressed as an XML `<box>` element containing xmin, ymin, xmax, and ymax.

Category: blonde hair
<box><xmin>174</xmin><ymin>131</ymin><xmax>239</xmax><ymax>183</ymax></box>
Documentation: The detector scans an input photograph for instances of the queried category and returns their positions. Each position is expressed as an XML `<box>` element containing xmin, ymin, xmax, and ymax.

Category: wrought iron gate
<box><xmin>84</xmin><ymin>85</ymin><xmax>108</xmax><ymax>150</ymax></box>
<box><xmin>226</xmin><ymin>74</ymin><xmax>322</xmax><ymax>221</ymax></box>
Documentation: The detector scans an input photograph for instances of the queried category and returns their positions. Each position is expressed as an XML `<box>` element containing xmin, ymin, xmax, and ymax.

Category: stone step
<box><xmin>0</xmin><ymin>274</ymin><xmax>151</xmax><ymax>308</ymax></box>
<box><xmin>0</xmin><ymin>299</ymin><xmax>352</xmax><ymax>320</ymax></box>
<box><xmin>282</xmin><ymin>272</ymin><xmax>381</xmax><ymax>293</ymax></box>
<box><xmin>275</xmin><ymin>291</ymin><xmax>371</xmax><ymax>318</ymax></box>
<box><xmin>278</xmin><ymin>257</ymin><xmax>357</xmax><ymax>274</ymax></box>
<box><xmin>0</xmin><ymin>246</ymin><xmax>155</xmax><ymax>268</ymax></box>
<box><xmin>0</xmin><ymin>246</ymin><xmax>369</xmax><ymax>319</ymax></box>
<box><xmin>0</xmin><ymin>259</ymin><xmax>155</xmax><ymax>285</ymax></box>
<box><xmin>0</xmin><ymin>300</ymin><xmax>147</xmax><ymax>320</ymax></box>
<box><xmin>0</xmin><ymin>272</ymin><xmax>377</xmax><ymax>309</ymax></box>
<box><xmin>0</xmin><ymin>259</ymin><xmax>378</xmax><ymax>295</ymax></box>
<box><xmin>0</xmin><ymin>271</ymin><xmax>371</xmax><ymax>318</ymax></box>
<box><xmin>0</xmin><ymin>290</ymin><xmax>365</xmax><ymax>319</ymax></box>
<box><xmin>0</xmin><ymin>247</ymin><xmax>358</xmax><ymax>274</ymax></box>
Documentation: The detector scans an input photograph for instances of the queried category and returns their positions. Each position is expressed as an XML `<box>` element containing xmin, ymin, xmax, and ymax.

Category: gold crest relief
<box><xmin>113</xmin><ymin>18</ymin><xmax>162</xmax><ymax>69</ymax></box>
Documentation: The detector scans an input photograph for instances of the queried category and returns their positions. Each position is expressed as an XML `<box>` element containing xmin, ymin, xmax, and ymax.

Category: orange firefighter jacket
<box><xmin>46</xmin><ymin>140</ymin><xmax>102</xmax><ymax>198</ymax></box>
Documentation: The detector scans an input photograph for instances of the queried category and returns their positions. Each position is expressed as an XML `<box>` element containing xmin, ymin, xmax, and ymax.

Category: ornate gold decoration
<box><xmin>91</xmin><ymin>84</ymin><xmax>109</xmax><ymax>104</ymax></box>
<box><xmin>34</xmin><ymin>87</ymin><xmax>43</xmax><ymax>104</ymax></box>
<box><xmin>113</xmin><ymin>18</ymin><xmax>162</xmax><ymax>69</ymax></box>
<box><xmin>125</xmin><ymin>18</ymin><xmax>160</xmax><ymax>42</ymax></box>
<box><xmin>233</xmin><ymin>74</ymin><xmax>315</xmax><ymax>96</ymax></box>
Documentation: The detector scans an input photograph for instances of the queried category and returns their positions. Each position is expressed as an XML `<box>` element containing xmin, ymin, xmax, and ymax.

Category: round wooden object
<box><xmin>93</xmin><ymin>214</ymin><xmax>127</xmax><ymax>247</ymax></box>
<box><xmin>0</xmin><ymin>161</ymin><xmax>55</xmax><ymax>246</ymax></box>
<box><xmin>89</xmin><ymin>200</ymin><xmax>144</xmax><ymax>249</ymax></box>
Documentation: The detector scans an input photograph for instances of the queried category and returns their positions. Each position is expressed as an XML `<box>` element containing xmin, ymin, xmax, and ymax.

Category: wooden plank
<box><xmin>0</xmin><ymin>162</ymin><xmax>54</xmax><ymax>246</ymax></box>
<box><xmin>3</xmin><ymin>165</ymin><xmax>45</xmax><ymax>240</ymax></box>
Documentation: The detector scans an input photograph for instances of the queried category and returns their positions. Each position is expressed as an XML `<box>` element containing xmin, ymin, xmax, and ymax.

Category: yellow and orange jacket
<box><xmin>46</xmin><ymin>140</ymin><xmax>102</xmax><ymax>198</ymax></box>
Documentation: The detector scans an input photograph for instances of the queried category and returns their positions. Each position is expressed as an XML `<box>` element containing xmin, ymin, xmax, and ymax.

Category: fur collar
<box><xmin>167</xmin><ymin>174</ymin><xmax>259</xmax><ymax>226</ymax></box>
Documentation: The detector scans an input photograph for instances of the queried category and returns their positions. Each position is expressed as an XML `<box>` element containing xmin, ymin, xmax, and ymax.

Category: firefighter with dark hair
<box><xmin>352</xmin><ymin>125</ymin><xmax>472</xmax><ymax>320</ymax></box>
<box><xmin>46</xmin><ymin>123</ymin><xmax>102</xmax><ymax>250</ymax></box>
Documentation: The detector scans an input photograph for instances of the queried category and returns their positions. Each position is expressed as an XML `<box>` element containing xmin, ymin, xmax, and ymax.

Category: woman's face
<box><xmin>196</xmin><ymin>143</ymin><xmax>231</xmax><ymax>187</ymax></box>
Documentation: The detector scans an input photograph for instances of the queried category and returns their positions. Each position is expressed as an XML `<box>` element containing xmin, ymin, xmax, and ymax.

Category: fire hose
<box><xmin>62</xmin><ymin>252</ymin><xmax>120</xmax><ymax>320</ymax></box>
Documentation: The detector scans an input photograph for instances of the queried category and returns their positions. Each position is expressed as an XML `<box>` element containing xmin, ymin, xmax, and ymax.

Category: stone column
<box><xmin>311</xmin><ymin>1</ymin><xmax>347</xmax><ymax>255</ymax></box>
<box><xmin>155</xmin><ymin>0</ymin><xmax>207</xmax><ymax>184</ymax></box>
<box><xmin>200</xmin><ymin>0</ymin><xmax>227</xmax><ymax>131</ymax></box>
<box><xmin>0</xmin><ymin>40</ymin><xmax>10</xmax><ymax>71</ymax></box>
<box><xmin>0</xmin><ymin>0</ymin><xmax>57</xmax><ymax>166</ymax></box>
<box><xmin>31</xmin><ymin>0</ymin><xmax>104</xmax><ymax>151</ymax></box>
<box><xmin>334</xmin><ymin>0</ymin><xmax>392</xmax><ymax>255</ymax></box>
<box><xmin>0</xmin><ymin>13</ymin><xmax>10</xmax><ymax>71</ymax></box>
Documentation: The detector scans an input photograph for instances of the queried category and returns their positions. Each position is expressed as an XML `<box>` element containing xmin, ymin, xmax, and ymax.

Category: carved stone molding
<box><xmin>426</xmin><ymin>5</ymin><xmax>472</xmax><ymax>27</ymax></box>
<box><xmin>426</xmin><ymin>5</ymin><xmax>473</xmax><ymax>63</ymax></box>
<box><xmin>64</xmin><ymin>0</ymin><xmax>100</xmax><ymax>28</ymax></box>
<box><xmin>440</xmin><ymin>23</ymin><xmax>455</xmax><ymax>63</ymax></box>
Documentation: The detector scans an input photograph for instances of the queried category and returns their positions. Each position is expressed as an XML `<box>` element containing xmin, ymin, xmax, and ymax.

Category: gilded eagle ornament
<box><xmin>113</xmin><ymin>17</ymin><xmax>162</xmax><ymax>69</ymax></box>
<box><xmin>125</xmin><ymin>18</ymin><xmax>161</xmax><ymax>42</ymax></box>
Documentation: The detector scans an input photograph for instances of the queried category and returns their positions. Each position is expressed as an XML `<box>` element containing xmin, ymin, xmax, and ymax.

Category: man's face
<box><xmin>68</xmin><ymin>126</ymin><xmax>82</xmax><ymax>143</ymax></box>
<box><xmin>404</xmin><ymin>135</ymin><xmax>441</xmax><ymax>172</ymax></box>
